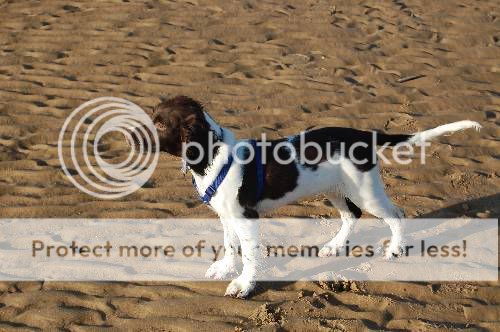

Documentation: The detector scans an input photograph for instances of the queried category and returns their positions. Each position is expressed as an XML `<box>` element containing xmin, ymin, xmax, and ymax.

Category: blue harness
<box><xmin>250</xmin><ymin>140</ymin><xmax>265</xmax><ymax>201</ymax></box>
<box><xmin>192</xmin><ymin>139</ymin><xmax>264</xmax><ymax>205</ymax></box>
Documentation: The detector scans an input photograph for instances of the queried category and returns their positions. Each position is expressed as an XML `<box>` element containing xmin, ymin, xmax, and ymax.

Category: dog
<box><xmin>137</xmin><ymin>95</ymin><xmax>481</xmax><ymax>298</ymax></box>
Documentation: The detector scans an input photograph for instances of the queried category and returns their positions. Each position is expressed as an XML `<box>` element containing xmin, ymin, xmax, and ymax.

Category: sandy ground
<box><xmin>0</xmin><ymin>0</ymin><xmax>499</xmax><ymax>330</ymax></box>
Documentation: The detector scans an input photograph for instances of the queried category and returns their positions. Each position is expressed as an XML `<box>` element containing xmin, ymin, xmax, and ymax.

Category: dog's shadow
<box><xmin>252</xmin><ymin>192</ymin><xmax>499</xmax><ymax>297</ymax></box>
<box><xmin>416</xmin><ymin>192</ymin><xmax>499</xmax><ymax>219</ymax></box>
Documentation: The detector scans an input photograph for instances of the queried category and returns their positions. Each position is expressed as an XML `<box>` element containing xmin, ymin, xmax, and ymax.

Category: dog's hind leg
<box><xmin>318</xmin><ymin>195</ymin><xmax>361</xmax><ymax>257</ymax></box>
<box><xmin>353</xmin><ymin>169</ymin><xmax>406</xmax><ymax>259</ymax></box>
<box><xmin>365</xmin><ymin>197</ymin><xmax>405</xmax><ymax>259</ymax></box>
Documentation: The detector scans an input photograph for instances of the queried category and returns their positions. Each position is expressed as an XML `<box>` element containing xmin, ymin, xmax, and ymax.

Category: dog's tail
<box><xmin>407</xmin><ymin>120</ymin><xmax>482</xmax><ymax>145</ymax></box>
<box><xmin>377</xmin><ymin>120</ymin><xmax>482</xmax><ymax>146</ymax></box>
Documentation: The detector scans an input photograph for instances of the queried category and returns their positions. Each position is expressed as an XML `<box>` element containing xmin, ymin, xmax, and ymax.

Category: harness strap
<box><xmin>192</xmin><ymin>153</ymin><xmax>234</xmax><ymax>204</ymax></box>
<box><xmin>250</xmin><ymin>140</ymin><xmax>265</xmax><ymax>201</ymax></box>
<box><xmin>192</xmin><ymin>139</ymin><xmax>265</xmax><ymax>205</ymax></box>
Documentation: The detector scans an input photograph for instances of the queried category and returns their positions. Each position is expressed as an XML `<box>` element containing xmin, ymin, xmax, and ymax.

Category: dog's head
<box><xmin>128</xmin><ymin>96</ymin><xmax>220</xmax><ymax>174</ymax></box>
<box><xmin>148</xmin><ymin>96</ymin><xmax>211</xmax><ymax>157</ymax></box>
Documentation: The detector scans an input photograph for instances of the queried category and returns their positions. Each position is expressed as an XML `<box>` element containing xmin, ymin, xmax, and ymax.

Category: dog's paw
<box><xmin>318</xmin><ymin>241</ymin><xmax>343</xmax><ymax>257</ymax></box>
<box><xmin>318</xmin><ymin>245</ymin><xmax>336</xmax><ymax>257</ymax></box>
<box><xmin>384</xmin><ymin>243</ymin><xmax>405</xmax><ymax>260</ymax></box>
<box><xmin>205</xmin><ymin>260</ymin><xmax>237</xmax><ymax>280</ymax></box>
<box><xmin>224</xmin><ymin>276</ymin><xmax>256</xmax><ymax>299</ymax></box>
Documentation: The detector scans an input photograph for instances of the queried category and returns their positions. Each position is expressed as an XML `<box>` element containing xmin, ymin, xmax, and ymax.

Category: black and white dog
<box><xmin>141</xmin><ymin>96</ymin><xmax>480</xmax><ymax>298</ymax></box>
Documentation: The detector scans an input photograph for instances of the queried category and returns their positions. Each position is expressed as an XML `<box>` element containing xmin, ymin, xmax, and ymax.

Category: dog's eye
<box><xmin>155</xmin><ymin>122</ymin><xmax>167</xmax><ymax>131</ymax></box>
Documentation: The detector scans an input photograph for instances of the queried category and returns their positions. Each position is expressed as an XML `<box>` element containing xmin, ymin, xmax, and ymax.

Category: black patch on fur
<box><xmin>238</xmin><ymin>139</ymin><xmax>299</xmax><ymax>207</ymax></box>
<box><xmin>237</xmin><ymin>145</ymin><xmax>261</xmax><ymax>207</ymax></box>
<box><xmin>263</xmin><ymin>140</ymin><xmax>299</xmax><ymax>199</ymax></box>
<box><xmin>243</xmin><ymin>208</ymin><xmax>259</xmax><ymax>219</ymax></box>
<box><xmin>290</xmin><ymin>127</ymin><xmax>411</xmax><ymax>172</ymax></box>
<box><xmin>345</xmin><ymin>197</ymin><xmax>362</xmax><ymax>218</ymax></box>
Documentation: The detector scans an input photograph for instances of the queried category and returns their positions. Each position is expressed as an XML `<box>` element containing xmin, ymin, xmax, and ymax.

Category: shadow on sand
<box><xmin>417</xmin><ymin>192</ymin><xmax>499</xmax><ymax>219</ymax></box>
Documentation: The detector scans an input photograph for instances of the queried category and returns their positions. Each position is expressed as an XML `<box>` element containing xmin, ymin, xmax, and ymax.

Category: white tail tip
<box><xmin>409</xmin><ymin>120</ymin><xmax>482</xmax><ymax>144</ymax></box>
<box><xmin>469</xmin><ymin>121</ymin><xmax>482</xmax><ymax>131</ymax></box>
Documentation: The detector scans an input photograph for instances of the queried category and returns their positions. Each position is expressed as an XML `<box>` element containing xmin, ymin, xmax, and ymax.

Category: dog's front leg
<box><xmin>205</xmin><ymin>218</ymin><xmax>239</xmax><ymax>279</ymax></box>
<box><xmin>224</xmin><ymin>216</ymin><xmax>260</xmax><ymax>298</ymax></box>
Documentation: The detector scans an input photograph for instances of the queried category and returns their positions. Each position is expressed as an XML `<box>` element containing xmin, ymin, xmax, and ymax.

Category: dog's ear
<box><xmin>180</xmin><ymin>113</ymin><xmax>210</xmax><ymax>166</ymax></box>
<box><xmin>181</xmin><ymin>112</ymin><xmax>210</xmax><ymax>144</ymax></box>
<box><xmin>180</xmin><ymin>113</ymin><xmax>199</xmax><ymax>143</ymax></box>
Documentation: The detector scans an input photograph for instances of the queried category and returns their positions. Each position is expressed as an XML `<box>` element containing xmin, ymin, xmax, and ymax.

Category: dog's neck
<box><xmin>184</xmin><ymin>112</ymin><xmax>236</xmax><ymax>180</ymax></box>
<box><xmin>189</xmin><ymin>126</ymin><xmax>236</xmax><ymax>195</ymax></box>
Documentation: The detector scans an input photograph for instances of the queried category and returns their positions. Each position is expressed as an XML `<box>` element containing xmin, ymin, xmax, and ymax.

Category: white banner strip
<box><xmin>0</xmin><ymin>218</ymin><xmax>497</xmax><ymax>281</ymax></box>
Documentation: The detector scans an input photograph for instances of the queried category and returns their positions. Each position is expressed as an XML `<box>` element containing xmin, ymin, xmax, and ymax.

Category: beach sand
<box><xmin>0</xmin><ymin>0</ymin><xmax>499</xmax><ymax>330</ymax></box>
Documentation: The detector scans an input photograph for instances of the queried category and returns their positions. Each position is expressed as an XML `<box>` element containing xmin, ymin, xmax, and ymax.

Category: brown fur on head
<box><xmin>151</xmin><ymin>96</ymin><xmax>210</xmax><ymax>157</ymax></box>
<box><xmin>149</xmin><ymin>96</ymin><xmax>220</xmax><ymax>175</ymax></box>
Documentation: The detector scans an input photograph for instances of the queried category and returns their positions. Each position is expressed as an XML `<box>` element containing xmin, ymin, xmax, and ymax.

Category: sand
<box><xmin>0</xmin><ymin>0</ymin><xmax>499</xmax><ymax>330</ymax></box>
